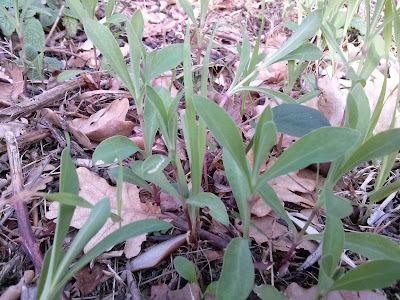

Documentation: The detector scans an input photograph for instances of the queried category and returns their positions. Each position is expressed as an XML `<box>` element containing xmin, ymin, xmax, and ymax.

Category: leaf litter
<box><xmin>0</xmin><ymin>0</ymin><xmax>399</xmax><ymax>298</ymax></box>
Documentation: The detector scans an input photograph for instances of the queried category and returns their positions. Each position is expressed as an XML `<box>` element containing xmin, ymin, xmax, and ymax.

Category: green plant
<box><xmin>35</xmin><ymin>0</ymin><xmax>400</xmax><ymax>298</ymax></box>
<box><xmin>36</xmin><ymin>134</ymin><xmax>171</xmax><ymax>299</ymax></box>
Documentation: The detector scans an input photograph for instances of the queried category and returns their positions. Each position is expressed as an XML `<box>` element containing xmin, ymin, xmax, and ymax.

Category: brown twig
<box><xmin>0</xmin><ymin>77</ymin><xmax>87</xmax><ymax>122</ymax></box>
<box><xmin>45</xmin><ymin>5</ymin><xmax>64</xmax><ymax>45</ymax></box>
<box><xmin>5</xmin><ymin>131</ymin><xmax>43</xmax><ymax>270</ymax></box>
<box><xmin>0</xmin><ymin>129</ymin><xmax>50</xmax><ymax>153</ymax></box>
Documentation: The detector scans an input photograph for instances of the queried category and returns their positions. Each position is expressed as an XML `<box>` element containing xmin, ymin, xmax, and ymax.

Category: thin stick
<box><xmin>45</xmin><ymin>5</ymin><xmax>65</xmax><ymax>45</ymax></box>
<box><xmin>5</xmin><ymin>131</ymin><xmax>43</xmax><ymax>270</ymax></box>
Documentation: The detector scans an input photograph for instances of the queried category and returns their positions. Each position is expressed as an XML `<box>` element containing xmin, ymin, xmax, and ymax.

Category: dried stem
<box><xmin>5</xmin><ymin>131</ymin><xmax>43</xmax><ymax>270</ymax></box>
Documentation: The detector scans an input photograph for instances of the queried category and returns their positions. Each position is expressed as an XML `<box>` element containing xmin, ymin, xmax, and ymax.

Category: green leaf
<box><xmin>222</xmin><ymin>150</ymin><xmax>252</xmax><ymax>237</ymax></box>
<box><xmin>257</xmin><ymin>183</ymin><xmax>297</xmax><ymax>234</ymax></box>
<box><xmin>132</xmin><ymin>158</ymin><xmax>180</xmax><ymax>199</ymax></box>
<box><xmin>54</xmin><ymin>198</ymin><xmax>110</xmax><ymax>283</ymax></box>
<box><xmin>142</xmin><ymin>154</ymin><xmax>170</xmax><ymax>176</ymax></box>
<box><xmin>272</xmin><ymin>104</ymin><xmax>331</xmax><ymax>137</ymax></box>
<box><xmin>82</xmin><ymin>18</ymin><xmax>136</xmax><ymax>101</ymax></box>
<box><xmin>0</xmin><ymin>7</ymin><xmax>16</xmax><ymax>36</ymax></box>
<box><xmin>338</xmin><ymin>129</ymin><xmax>400</xmax><ymax>177</ymax></box>
<box><xmin>263</xmin><ymin>9</ymin><xmax>323</xmax><ymax>66</ymax></box>
<box><xmin>38</xmin><ymin>192</ymin><xmax>93</xmax><ymax>209</ymax></box>
<box><xmin>329</xmin><ymin>260</ymin><xmax>400</xmax><ymax>291</ymax></box>
<box><xmin>130</xmin><ymin>9</ymin><xmax>144</xmax><ymax>40</ymax></box>
<box><xmin>258</xmin><ymin>127</ymin><xmax>359</xmax><ymax>185</ymax></box>
<box><xmin>217</xmin><ymin>238</ymin><xmax>254</xmax><ymax>300</ymax></box>
<box><xmin>200</xmin><ymin>0</ymin><xmax>210</xmax><ymax>27</ymax></box>
<box><xmin>230</xmin><ymin>34</ymin><xmax>251</xmax><ymax>89</ymax></box>
<box><xmin>144</xmin><ymin>44</ymin><xmax>184</xmax><ymax>82</ymax></box>
<box><xmin>126</xmin><ymin>19</ymin><xmax>142</xmax><ymax>101</ymax></box>
<box><xmin>92</xmin><ymin>136</ymin><xmax>140</xmax><ymax>165</ymax></box>
<box><xmin>144</xmin><ymin>100</ymin><xmax>159</xmax><ymax>154</ymax></box>
<box><xmin>297</xmin><ymin>90</ymin><xmax>321</xmax><ymax>104</ymax></box>
<box><xmin>145</xmin><ymin>85</ymin><xmax>168</xmax><ymax>127</ymax></box>
<box><xmin>252</xmin><ymin>106</ymin><xmax>276</xmax><ymax>176</ymax></box>
<box><xmin>322</xmin><ymin>187</ymin><xmax>353</xmax><ymax>218</ymax></box>
<box><xmin>343</xmin><ymin>232</ymin><xmax>400</xmax><ymax>262</ymax></box>
<box><xmin>194</xmin><ymin>95</ymin><xmax>251</xmax><ymax>181</ymax></box>
<box><xmin>344</xmin><ymin>83</ymin><xmax>370</xmax><ymax>144</ymax></box>
<box><xmin>57</xmin><ymin>70</ymin><xmax>82</xmax><ymax>82</ymax></box>
<box><xmin>205</xmin><ymin>281</ymin><xmax>218</xmax><ymax>295</ymax></box>
<box><xmin>40</xmin><ymin>140</ymin><xmax>79</xmax><ymax>298</ymax></box>
<box><xmin>359</xmin><ymin>35</ymin><xmax>384</xmax><ymax>80</ymax></box>
<box><xmin>36</xmin><ymin>246</ymin><xmax>52</xmax><ymax>298</ymax></box>
<box><xmin>369</xmin><ymin>180</ymin><xmax>400</xmax><ymax>203</ymax></box>
<box><xmin>53</xmin><ymin>219</ymin><xmax>172</xmax><ymax>298</ymax></box>
<box><xmin>65</xmin><ymin>0</ymin><xmax>88</xmax><ymax>21</ymax></box>
<box><xmin>173</xmin><ymin>256</ymin><xmax>199</xmax><ymax>285</ymax></box>
<box><xmin>62</xmin><ymin>16</ymin><xmax>78</xmax><ymax>37</ymax></box>
<box><xmin>109</xmin><ymin>166</ymin><xmax>152</xmax><ymax>192</ymax></box>
<box><xmin>178</xmin><ymin>0</ymin><xmax>197</xmax><ymax>26</ymax></box>
<box><xmin>22</xmin><ymin>18</ymin><xmax>45</xmax><ymax>52</ymax></box>
<box><xmin>186</xmin><ymin>192</ymin><xmax>229</xmax><ymax>225</ymax></box>
<box><xmin>275</xmin><ymin>43</ymin><xmax>323</xmax><ymax>62</ymax></box>
<box><xmin>233</xmin><ymin>86</ymin><xmax>296</xmax><ymax>104</ymax></box>
<box><xmin>318</xmin><ymin>216</ymin><xmax>344</xmax><ymax>294</ymax></box>
<box><xmin>253</xmin><ymin>285</ymin><xmax>287</xmax><ymax>300</ymax></box>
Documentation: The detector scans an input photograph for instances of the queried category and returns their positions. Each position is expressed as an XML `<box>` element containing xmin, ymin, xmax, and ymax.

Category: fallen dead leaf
<box><xmin>0</xmin><ymin>61</ymin><xmax>24</xmax><ymax>106</ymax></box>
<box><xmin>46</xmin><ymin>167</ymin><xmax>163</xmax><ymax>258</ymax></box>
<box><xmin>0</xmin><ymin>270</ymin><xmax>34</xmax><ymax>300</ymax></box>
<box><xmin>75</xmin><ymin>263</ymin><xmax>111</xmax><ymax>295</ymax></box>
<box><xmin>236</xmin><ymin>215</ymin><xmax>316</xmax><ymax>253</ymax></box>
<box><xmin>68</xmin><ymin>98</ymin><xmax>134</xmax><ymax>147</ymax></box>
<box><xmin>284</xmin><ymin>283</ymin><xmax>386</xmax><ymax>300</ymax></box>
<box><xmin>150</xmin><ymin>283</ymin><xmax>200</xmax><ymax>300</ymax></box>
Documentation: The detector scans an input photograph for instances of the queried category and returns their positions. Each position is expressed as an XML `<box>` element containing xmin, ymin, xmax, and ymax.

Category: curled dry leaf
<box><xmin>46</xmin><ymin>167</ymin><xmax>163</xmax><ymax>258</ymax></box>
<box><xmin>284</xmin><ymin>283</ymin><xmax>385</xmax><ymax>300</ymax></box>
<box><xmin>68</xmin><ymin>98</ymin><xmax>134</xmax><ymax>148</ymax></box>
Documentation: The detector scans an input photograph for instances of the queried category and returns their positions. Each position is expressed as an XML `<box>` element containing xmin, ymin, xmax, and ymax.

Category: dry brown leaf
<box><xmin>284</xmin><ymin>283</ymin><xmax>386</xmax><ymax>300</ymax></box>
<box><xmin>150</xmin><ymin>283</ymin><xmax>200</xmax><ymax>300</ymax></box>
<box><xmin>160</xmin><ymin>192</ymin><xmax>181</xmax><ymax>211</ymax></box>
<box><xmin>0</xmin><ymin>61</ymin><xmax>24</xmax><ymax>105</ymax></box>
<box><xmin>364</xmin><ymin>67</ymin><xmax>400</xmax><ymax>133</ymax></box>
<box><xmin>236</xmin><ymin>215</ymin><xmax>316</xmax><ymax>252</ymax></box>
<box><xmin>251</xmin><ymin>170</ymin><xmax>319</xmax><ymax>217</ymax></box>
<box><xmin>0</xmin><ymin>271</ymin><xmax>34</xmax><ymax>300</ymax></box>
<box><xmin>150</xmin><ymin>73</ymin><xmax>178</xmax><ymax>98</ymax></box>
<box><xmin>46</xmin><ymin>167</ymin><xmax>163</xmax><ymax>258</ymax></box>
<box><xmin>75</xmin><ymin>263</ymin><xmax>111</xmax><ymax>295</ymax></box>
<box><xmin>69</xmin><ymin>98</ymin><xmax>134</xmax><ymax>147</ymax></box>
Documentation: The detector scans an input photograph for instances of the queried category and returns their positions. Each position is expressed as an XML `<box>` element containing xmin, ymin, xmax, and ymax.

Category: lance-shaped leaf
<box><xmin>257</xmin><ymin>127</ymin><xmax>359</xmax><ymax>188</ymax></box>
<box><xmin>252</xmin><ymin>106</ymin><xmax>276</xmax><ymax>177</ymax></box>
<box><xmin>274</xmin><ymin>43</ymin><xmax>323</xmax><ymax>62</ymax></box>
<box><xmin>338</xmin><ymin>128</ymin><xmax>400</xmax><ymax>178</ymax></box>
<box><xmin>194</xmin><ymin>95</ymin><xmax>251</xmax><ymax>181</ymax></box>
<box><xmin>329</xmin><ymin>260</ymin><xmax>400</xmax><ymax>291</ymax></box>
<box><xmin>217</xmin><ymin>238</ymin><xmax>254</xmax><ymax>300</ymax></box>
<box><xmin>144</xmin><ymin>44</ymin><xmax>184</xmax><ymax>82</ymax></box>
<box><xmin>82</xmin><ymin>18</ymin><xmax>136</xmax><ymax>100</ymax></box>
